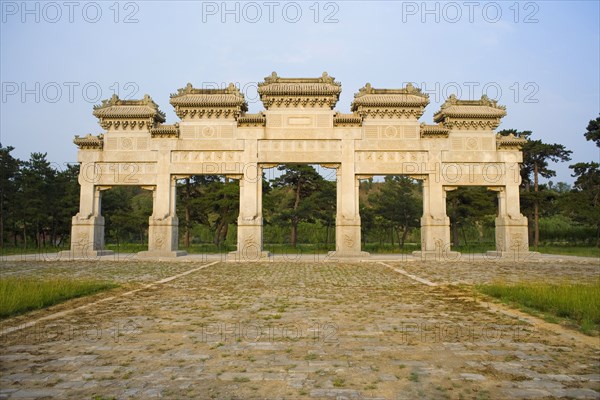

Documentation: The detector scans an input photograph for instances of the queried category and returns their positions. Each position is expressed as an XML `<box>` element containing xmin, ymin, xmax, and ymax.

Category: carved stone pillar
<box><xmin>330</xmin><ymin>164</ymin><xmax>369</xmax><ymax>258</ymax></box>
<box><xmin>227</xmin><ymin>163</ymin><xmax>269</xmax><ymax>261</ymax></box>
<box><xmin>487</xmin><ymin>185</ymin><xmax>537</xmax><ymax>260</ymax></box>
<box><xmin>60</xmin><ymin>179</ymin><xmax>113</xmax><ymax>258</ymax></box>
<box><xmin>413</xmin><ymin>177</ymin><xmax>460</xmax><ymax>260</ymax></box>
<box><xmin>138</xmin><ymin>176</ymin><xmax>186</xmax><ymax>258</ymax></box>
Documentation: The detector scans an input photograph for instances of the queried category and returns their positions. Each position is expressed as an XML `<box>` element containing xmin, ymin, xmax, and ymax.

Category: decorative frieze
<box><xmin>363</xmin><ymin>124</ymin><xmax>419</xmax><ymax>139</ymax></box>
<box><xmin>258</xmin><ymin>139</ymin><xmax>341</xmax><ymax>153</ymax></box>
<box><xmin>355</xmin><ymin>151</ymin><xmax>427</xmax><ymax>163</ymax></box>
<box><xmin>171</xmin><ymin>151</ymin><xmax>242</xmax><ymax>163</ymax></box>
<box><xmin>179</xmin><ymin>124</ymin><xmax>235</xmax><ymax>139</ymax></box>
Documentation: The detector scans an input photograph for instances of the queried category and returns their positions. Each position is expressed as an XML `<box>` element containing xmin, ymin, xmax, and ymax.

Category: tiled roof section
<box><xmin>237</xmin><ymin>113</ymin><xmax>266</xmax><ymax>127</ymax></box>
<box><xmin>150</xmin><ymin>124</ymin><xmax>179</xmax><ymax>138</ymax></box>
<box><xmin>351</xmin><ymin>83</ymin><xmax>430</xmax><ymax>110</ymax></box>
<box><xmin>433</xmin><ymin>95</ymin><xmax>506</xmax><ymax>122</ymax></box>
<box><xmin>333</xmin><ymin>113</ymin><xmax>362</xmax><ymax>127</ymax></box>
<box><xmin>496</xmin><ymin>133</ymin><xmax>527</xmax><ymax>150</ymax></box>
<box><xmin>170</xmin><ymin>83</ymin><xmax>248</xmax><ymax>112</ymax></box>
<box><xmin>258</xmin><ymin>72</ymin><xmax>341</xmax><ymax>109</ymax></box>
<box><xmin>420</xmin><ymin>123</ymin><xmax>449</xmax><ymax>138</ymax></box>
<box><xmin>73</xmin><ymin>134</ymin><xmax>103</xmax><ymax>149</ymax></box>
<box><xmin>93</xmin><ymin>94</ymin><xmax>166</xmax><ymax>123</ymax></box>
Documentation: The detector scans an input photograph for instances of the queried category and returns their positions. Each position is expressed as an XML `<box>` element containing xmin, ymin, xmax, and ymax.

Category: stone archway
<box><xmin>62</xmin><ymin>72</ymin><xmax>533</xmax><ymax>260</ymax></box>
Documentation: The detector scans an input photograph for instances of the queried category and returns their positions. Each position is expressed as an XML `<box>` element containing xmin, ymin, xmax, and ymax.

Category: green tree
<box><xmin>177</xmin><ymin>176</ymin><xmax>219</xmax><ymax>247</ymax></box>
<box><xmin>310</xmin><ymin>179</ymin><xmax>336</xmax><ymax>245</ymax></box>
<box><xmin>51</xmin><ymin>164</ymin><xmax>80</xmax><ymax>246</ymax></box>
<box><xmin>584</xmin><ymin>115</ymin><xmax>600</xmax><ymax>147</ymax></box>
<box><xmin>562</xmin><ymin>117</ymin><xmax>600</xmax><ymax>245</ymax></box>
<box><xmin>499</xmin><ymin>130</ymin><xmax>572</xmax><ymax>250</ymax></box>
<box><xmin>0</xmin><ymin>144</ymin><xmax>21</xmax><ymax>248</ymax></box>
<box><xmin>446</xmin><ymin>187</ymin><xmax>496</xmax><ymax>247</ymax></box>
<box><xmin>209</xmin><ymin>178</ymin><xmax>239</xmax><ymax>246</ymax></box>
<box><xmin>270</xmin><ymin>165</ymin><xmax>329</xmax><ymax>247</ymax></box>
<box><xmin>566</xmin><ymin>162</ymin><xmax>600</xmax><ymax>245</ymax></box>
<box><xmin>103</xmin><ymin>187</ymin><xmax>153</xmax><ymax>244</ymax></box>
<box><xmin>369</xmin><ymin>176</ymin><xmax>422</xmax><ymax>249</ymax></box>
<box><xmin>15</xmin><ymin>153</ymin><xmax>57</xmax><ymax>248</ymax></box>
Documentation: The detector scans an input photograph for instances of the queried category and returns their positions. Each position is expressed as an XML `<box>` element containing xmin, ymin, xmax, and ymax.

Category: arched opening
<box><xmin>102</xmin><ymin>186</ymin><xmax>153</xmax><ymax>253</ymax></box>
<box><xmin>359</xmin><ymin>176</ymin><xmax>422</xmax><ymax>254</ymax></box>
<box><xmin>262</xmin><ymin>164</ymin><xmax>336</xmax><ymax>255</ymax></box>
<box><xmin>176</xmin><ymin>176</ymin><xmax>240</xmax><ymax>254</ymax></box>
<box><xmin>446</xmin><ymin>186</ymin><xmax>497</xmax><ymax>254</ymax></box>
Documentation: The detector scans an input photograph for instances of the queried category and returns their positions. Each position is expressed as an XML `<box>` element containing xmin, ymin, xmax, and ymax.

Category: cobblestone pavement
<box><xmin>1</xmin><ymin>259</ymin><xmax>599</xmax><ymax>399</ymax></box>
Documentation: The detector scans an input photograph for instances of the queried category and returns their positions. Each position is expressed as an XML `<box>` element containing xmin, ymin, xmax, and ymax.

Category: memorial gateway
<box><xmin>63</xmin><ymin>72</ymin><xmax>534</xmax><ymax>260</ymax></box>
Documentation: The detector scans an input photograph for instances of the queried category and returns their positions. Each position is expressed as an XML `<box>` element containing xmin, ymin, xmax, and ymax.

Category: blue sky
<box><xmin>1</xmin><ymin>0</ymin><xmax>599</xmax><ymax>183</ymax></box>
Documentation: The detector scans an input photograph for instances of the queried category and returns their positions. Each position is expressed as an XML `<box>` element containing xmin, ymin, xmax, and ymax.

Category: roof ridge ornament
<box><xmin>257</xmin><ymin>72</ymin><xmax>342</xmax><ymax>109</ymax></box>
<box><xmin>354</xmin><ymin>83</ymin><xmax>428</xmax><ymax>98</ymax></box>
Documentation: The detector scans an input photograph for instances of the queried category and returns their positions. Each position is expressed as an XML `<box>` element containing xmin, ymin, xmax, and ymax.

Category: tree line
<box><xmin>1</xmin><ymin>116</ymin><xmax>598</xmax><ymax>251</ymax></box>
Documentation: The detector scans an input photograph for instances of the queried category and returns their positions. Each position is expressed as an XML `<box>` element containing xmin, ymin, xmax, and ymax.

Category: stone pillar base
<box><xmin>227</xmin><ymin>250</ymin><xmax>271</xmax><ymax>262</ymax></box>
<box><xmin>148</xmin><ymin>216</ymin><xmax>180</xmax><ymax>254</ymax></box>
<box><xmin>412</xmin><ymin>250</ymin><xmax>461</xmax><ymax>261</ymax></box>
<box><xmin>137</xmin><ymin>250</ymin><xmax>188</xmax><ymax>258</ymax></box>
<box><xmin>420</xmin><ymin>216</ymin><xmax>452</xmax><ymax>254</ymax></box>
<box><xmin>58</xmin><ymin>249</ymin><xmax>114</xmax><ymax>259</ymax></box>
<box><xmin>327</xmin><ymin>250</ymin><xmax>370</xmax><ymax>259</ymax></box>
<box><xmin>335</xmin><ymin>221</ymin><xmax>364</xmax><ymax>256</ymax></box>
<box><xmin>494</xmin><ymin>215</ymin><xmax>532</xmax><ymax>260</ymax></box>
<box><xmin>66</xmin><ymin>215</ymin><xmax>110</xmax><ymax>258</ymax></box>
<box><xmin>485</xmin><ymin>250</ymin><xmax>541</xmax><ymax>261</ymax></box>
<box><xmin>234</xmin><ymin>217</ymin><xmax>267</xmax><ymax>261</ymax></box>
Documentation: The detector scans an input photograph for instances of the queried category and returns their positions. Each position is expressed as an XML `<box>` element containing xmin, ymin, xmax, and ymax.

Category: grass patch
<box><xmin>0</xmin><ymin>277</ymin><xmax>117</xmax><ymax>319</ymax></box>
<box><xmin>534</xmin><ymin>245</ymin><xmax>600</xmax><ymax>258</ymax></box>
<box><xmin>476</xmin><ymin>281</ymin><xmax>600</xmax><ymax>334</ymax></box>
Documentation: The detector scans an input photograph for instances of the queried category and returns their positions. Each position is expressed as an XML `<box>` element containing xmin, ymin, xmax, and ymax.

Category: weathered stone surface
<box><xmin>1</xmin><ymin>260</ymin><xmax>598</xmax><ymax>399</ymax></box>
<box><xmin>65</xmin><ymin>73</ymin><xmax>533</xmax><ymax>261</ymax></box>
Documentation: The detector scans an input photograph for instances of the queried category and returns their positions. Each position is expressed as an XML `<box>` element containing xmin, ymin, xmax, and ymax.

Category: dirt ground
<box><xmin>0</xmin><ymin>258</ymin><xmax>599</xmax><ymax>399</ymax></box>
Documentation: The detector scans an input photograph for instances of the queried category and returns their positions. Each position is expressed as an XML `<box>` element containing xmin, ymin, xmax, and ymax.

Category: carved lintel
<box><xmin>444</xmin><ymin>186</ymin><xmax>458</xmax><ymax>192</ymax></box>
<box><xmin>320</xmin><ymin>163</ymin><xmax>340</xmax><ymax>170</ymax></box>
<box><xmin>172</xmin><ymin>175</ymin><xmax>190</xmax><ymax>181</ymax></box>
<box><xmin>487</xmin><ymin>186</ymin><xmax>504</xmax><ymax>192</ymax></box>
<box><xmin>226</xmin><ymin>174</ymin><xmax>243</xmax><ymax>180</ymax></box>
<box><xmin>408</xmin><ymin>175</ymin><xmax>427</xmax><ymax>181</ymax></box>
<box><xmin>356</xmin><ymin>175</ymin><xmax>373</xmax><ymax>180</ymax></box>
<box><xmin>96</xmin><ymin>186</ymin><xmax>112</xmax><ymax>191</ymax></box>
<box><xmin>141</xmin><ymin>185</ymin><xmax>156</xmax><ymax>191</ymax></box>
<box><xmin>261</xmin><ymin>164</ymin><xmax>279</xmax><ymax>170</ymax></box>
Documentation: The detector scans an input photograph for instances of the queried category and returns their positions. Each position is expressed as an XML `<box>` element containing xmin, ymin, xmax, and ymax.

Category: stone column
<box><xmin>330</xmin><ymin>163</ymin><xmax>369</xmax><ymax>258</ymax></box>
<box><xmin>413</xmin><ymin>177</ymin><xmax>460</xmax><ymax>260</ymax></box>
<box><xmin>61</xmin><ymin>176</ymin><xmax>113</xmax><ymax>258</ymax></box>
<box><xmin>227</xmin><ymin>164</ymin><xmax>269</xmax><ymax>261</ymax></box>
<box><xmin>487</xmin><ymin>183</ymin><xmax>536</xmax><ymax>259</ymax></box>
<box><xmin>138</xmin><ymin>175</ymin><xmax>186</xmax><ymax>258</ymax></box>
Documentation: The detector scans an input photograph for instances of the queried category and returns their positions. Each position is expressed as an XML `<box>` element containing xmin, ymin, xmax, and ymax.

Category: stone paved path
<box><xmin>1</xmin><ymin>259</ymin><xmax>599</xmax><ymax>399</ymax></box>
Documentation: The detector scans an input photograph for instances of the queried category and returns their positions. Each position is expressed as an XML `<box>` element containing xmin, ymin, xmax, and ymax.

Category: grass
<box><xmin>476</xmin><ymin>281</ymin><xmax>600</xmax><ymax>334</ymax></box>
<box><xmin>0</xmin><ymin>277</ymin><xmax>117</xmax><ymax>319</ymax></box>
<box><xmin>534</xmin><ymin>245</ymin><xmax>600</xmax><ymax>258</ymax></box>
